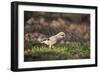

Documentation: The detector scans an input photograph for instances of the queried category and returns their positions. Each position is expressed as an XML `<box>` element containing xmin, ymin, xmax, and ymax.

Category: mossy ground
<box><xmin>24</xmin><ymin>42</ymin><xmax>90</xmax><ymax>61</ymax></box>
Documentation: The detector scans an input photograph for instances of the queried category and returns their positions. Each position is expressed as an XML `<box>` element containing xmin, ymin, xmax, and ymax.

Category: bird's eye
<box><xmin>61</xmin><ymin>35</ymin><xmax>64</xmax><ymax>36</ymax></box>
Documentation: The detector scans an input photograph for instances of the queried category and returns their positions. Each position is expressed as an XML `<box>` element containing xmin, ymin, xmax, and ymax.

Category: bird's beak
<box><xmin>63</xmin><ymin>35</ymin><xmax>65</xmax><ymax>39</ymax></box>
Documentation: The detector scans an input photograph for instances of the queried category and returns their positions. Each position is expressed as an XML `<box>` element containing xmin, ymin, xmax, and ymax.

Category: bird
<box><xmin>41</xmin><ymin>32</ymin><xmax>65</xmax><ymax>48</ymax></box>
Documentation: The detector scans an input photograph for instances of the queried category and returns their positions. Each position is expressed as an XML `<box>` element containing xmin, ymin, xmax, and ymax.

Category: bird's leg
<box><xmin>49</xmin><ymin>44</ymin><xmax>52</xmax><ymax>48</ymax></box>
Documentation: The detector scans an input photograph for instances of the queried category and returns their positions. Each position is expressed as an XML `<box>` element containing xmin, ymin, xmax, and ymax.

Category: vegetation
<box><xmin>24</xmin><ymin>11</ymin><xmax>90</xmax><ymax>61</ymax></box>
<box><xmin>24</xmin><ymin>42</ymin><xmax>90</xmax><ymax>61</ymax></box>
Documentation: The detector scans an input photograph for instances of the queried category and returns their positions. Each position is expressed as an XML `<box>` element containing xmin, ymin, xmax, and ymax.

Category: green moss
<box><xmin>24</xmin><ymin>42</ymin><xmax>90</xmax><ymax>61</ymax></box>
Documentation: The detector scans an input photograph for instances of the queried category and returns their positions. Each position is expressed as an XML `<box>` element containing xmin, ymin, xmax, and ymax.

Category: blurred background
<box><xmin>24</xmin><ymin>11</ymin><xmax>90</xmax><ymax>48</ymax></box>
